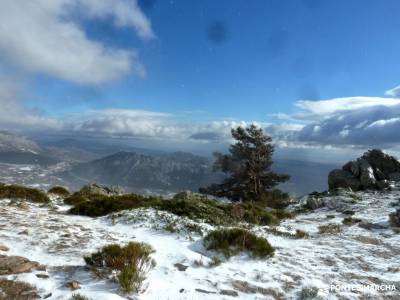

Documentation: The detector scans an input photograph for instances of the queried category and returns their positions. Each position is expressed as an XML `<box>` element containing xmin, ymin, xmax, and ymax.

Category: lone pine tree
<box><xmin>200</xmin><ymin>125</ymin><xmax>289</xmax><ymax>202</ymax></box>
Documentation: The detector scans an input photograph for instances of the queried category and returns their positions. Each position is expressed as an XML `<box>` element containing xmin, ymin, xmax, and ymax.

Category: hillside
<box><xmin>62</xmin><ymin>152</ymin><xmax>337</xmax><ymax>196</ymax></box>
<box><xmin>0</xmin><ymin>183</ymin><xmax>399</xmax><ymax>299</ymax></box>
<box><xmin>0</xmin><ymin>132</ymin><xmax>59</xmax><ymax>165</ymax></box>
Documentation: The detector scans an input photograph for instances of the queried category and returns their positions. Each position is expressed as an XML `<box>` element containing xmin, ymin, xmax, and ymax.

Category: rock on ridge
<box><xmin>328</xmin><ymin>149</ymin><xmax>400</xmax><ymax>191</ymax></box>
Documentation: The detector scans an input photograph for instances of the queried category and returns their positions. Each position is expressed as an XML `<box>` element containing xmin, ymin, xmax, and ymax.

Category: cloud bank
<box><xmin>0</xmin><ymin>78</ymin><xmax>62</xmax><ymax>130</ymax></box>
<box><xmin>385</xmin><ymin>85</ymin><xmax>400</xmax><ymax>98</ymax></box>
<box><xmin>0</xmin><ymin>0</ymin><xmax>154</xmax><ymax>130</ymax></box>
<box><xmin>0</xmin><ymin>0</ymin><xmax>153</xmax><ymax>84</ymax></box>
<box><xmin>291</xmin><ymin>97</ymin><xmax>400</xmax><ymax>147</ymax></box>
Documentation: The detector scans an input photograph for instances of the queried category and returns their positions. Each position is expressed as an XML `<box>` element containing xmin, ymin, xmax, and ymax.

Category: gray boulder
<box><xmin>328</xmin><ymin>169</ymin><xmax>361</xmax><ymax>191</ymax></box>
<box><xmin>389</xmin><ymin>209</ymin><xmax>400</xmax><ymax>227</ymax></box>
<box><xmin>342</xmin><ymin>160</ymin><xmax>360</xmax><ymax>177</ymax></box>
<box><xmin>305</xmin><ymin>196</ymin><xmax>324</xmax><ymax>210</ymax></box>
<box><xmin>362</xmin><ymin>149</ymin><xmax>400</xmax><ymax>177</ymax></box>
<box><xmin>388</xmin><ymin>172</ymin><xmax>400</xmax><ymax>182</ymax></box>
<box><xmin>328</xmin><ymin>149</ymin><xmax>400</xmax><ymax>191</ymax></box>
<box><xmin>376</xmin><ymin>180</ymin><xmax>389</xmax><ymax>190</ymax></box>
<box><xmin>374</xmin><ymin>168</ymin><xmax>386</xmax><ymax>181</ymax></box>
<box><xmin>358</xmin><ymin>159</ymin><xmax>376</xmax><ymax>189</ymax></box>
<box><xmin>79</xmin><ymin>183</ymin><xmax>124</xmax><ymax>196</ymax></box>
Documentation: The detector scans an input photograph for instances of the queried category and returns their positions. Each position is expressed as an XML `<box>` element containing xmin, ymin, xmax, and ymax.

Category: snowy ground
<box><xmin>0</xmin><ymin>189</ymin><xmax>399</xmax><ymax>299</ymax></box>
<box><xmin>0</xmin><ymin>163</ymin><xmax>70</xmax><ymax>190</ymax></box>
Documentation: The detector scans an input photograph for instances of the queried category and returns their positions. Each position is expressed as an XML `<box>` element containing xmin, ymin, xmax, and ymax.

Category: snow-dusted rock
<box><xmin>389</xmin><ymin>208</ymin><xmax>400</xmax><ymax>227</ymax></box>
<box><xmin>78</xmin><ymin>183</ymin><xmax>124</xmax><ymax>196</ymax></box>
<box><xmin>358</xmin><ymin>159</ymin><xmax>376</xmax><ymax>189</ymax></box>
<box><xmin>388</xmin><ymin>172</ymin><xmax>400</xmax><ymax>182</ymax></box>
<box><xmin>329</xmin><ymin>149</ymin><xmax>400</xmax><ymax>191</ymax></box>
<box><xmin>305</xmin><ymin>196</ymin><xmax>324</xmax><ymax>210</ymax></box>
<box><xmin>0</xmin><ymin>255</ymin><xmax>40</xmax><ymax>275</ymax></box>
<box><xmin>328</xmin><ymin>169</ymin><xmax>361</xmax><ymax>191</ymax></box>
<box><xmin>342</xmin><ymin>160</ymin><xmax>360</xmax><ymax>177</ymax></box>
<box><xmin>376</xmin><ymin>179</ymin><xmax>390</xmax><ymax>190</ymax></box>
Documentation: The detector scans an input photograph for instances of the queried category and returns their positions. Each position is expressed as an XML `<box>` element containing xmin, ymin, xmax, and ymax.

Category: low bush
<box><xmin>158</xmin><ymin>194</ymin><xmax>290</xmax><ymax>226</ymax></box>
<box><xmin>342</xmin><ymin>216</ymin><xmax>362</xmax><ymax>226</ymax></box>
<box><xmin>158</xmin><ymin>194</ymin><xmax>234</xmax><ymax>225</ymax></box>
<box><xmin>68</xmin><ymin>194</ymin><xmax>160</xmax><ymax>217</ymax></box>
<box><xmin>48</xmin><ymin>186</ymin><xmax>70</xmax><ymax>197</ymax></box>
<box><xmin>64</xmin><ymin>193</ymin><xmax>88</xmax><ymax>206</ymax></box>
<box><xmin>68</xmin><ymin>190</ymin><xmax>291</xmax><ymax>226</ymax></box>
<box><xmin>257</xmin><ymin>189</ymin><xmax>292</xmax><ymax>209</ymax></box>
<box><xmin>84</xmin><ymin>242</ymin><xmax>155</xmax><ymax>294</ymax></box>
<box><xmin>0</xmin><ymin>184</ymin><xmax>49</xmax><ymax>203</ymax></box>
<box><xmin>318</xmin><ymin>224</ymin><xmax>342</xmax><ymax>234</ymax></box>
<box><xmin>208</xmin><ymin>256</ymin><xmax>222</xmax><ymax>267</ymax></box>
<box><xmin>295</xmin><ymin>229</ymin><xmax>309</xmax><ymax>239</ymax></box>
<box><xmin>69</xmin><ymin>294</ymin><xmax>91</xmax><ymax>300</ymax></box>
<box><xmin>0</xmin><ymin>279</ymin><xmax>39</xmax><ymax>299</ymax></box>
<box><xmin>204</xmin><ymin>228</ymin><xmax>274</xmax><ymax>258</ymax></box>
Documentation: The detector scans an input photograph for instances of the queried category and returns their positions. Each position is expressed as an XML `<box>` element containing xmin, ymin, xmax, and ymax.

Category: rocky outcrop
<box><xmin>0</xmin><ymin>255</ymin><xmax>41</xmax><ymax>275</ymax></box>
<box><xmin>328</xmin><ymin>170</ymin><xmax>361</xmax><ymax>191</ymax></box>
<box><xmin>78</xmin><ymin>183</ymin><xmax>124</xmax><ymax>196</ymax></box>
<box><xmin>389</xmin><ymin>209</ymin><xmax>400</xmax><ymax>227</ymax></box>
<box><xmin>328</xmin><ymin>149</ymin><xmax>400</xmax><ymax>191</ymax></box>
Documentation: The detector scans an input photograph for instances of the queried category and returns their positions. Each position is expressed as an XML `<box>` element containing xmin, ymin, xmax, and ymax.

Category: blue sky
<box><xmin>30</xmin><ymin>0</ymin><xmax>400</xmax><ymax>120</ymax></box>
<box><xmin>1</xmin><ymin>0</ymin><xmax>400</xmax><ymax>160</ymax></box>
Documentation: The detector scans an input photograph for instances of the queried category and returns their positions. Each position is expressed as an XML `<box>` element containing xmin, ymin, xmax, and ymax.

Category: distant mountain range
<box><xmin>0</xmin><ymin>131</ymin><xmax>338</xmax><ymax>195</ymax></box>
<box><xmin>0</xmin><ymin>132</ymin><xmax>101</xmax><ymax>165</ymax></box>
<box><xmin>63</xmin><ymin>151</ymin><xmax>337</xmax><ymax>196</ymax></box>
<box><xmin>0</xmin><ymin>132</ymin><xmax>59</xmax><ymax>165</ymax></box>
<box><xmin>62</xmin><ymin>151</ymin><xmax>224</xmax><ymax>193</ymax></box>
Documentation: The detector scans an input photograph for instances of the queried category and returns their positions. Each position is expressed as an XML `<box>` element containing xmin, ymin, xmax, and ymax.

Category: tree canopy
<box><xmin>200</xmin><ymin>125</ymin><xmax>289</xmax><ymax>202</ymax></box>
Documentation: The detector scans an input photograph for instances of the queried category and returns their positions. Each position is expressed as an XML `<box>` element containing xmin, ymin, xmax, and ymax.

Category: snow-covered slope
<box><xmin>0</xmin><ymin>189</ymin><xmax>399</xmax><ymax>299</ymax></box>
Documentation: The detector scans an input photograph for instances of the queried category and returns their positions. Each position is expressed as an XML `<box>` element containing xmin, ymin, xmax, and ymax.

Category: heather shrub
<box><xmin>0</xmin><ymin>184</ymin><xmax>49</xmax><ymax>203</ymax></box>
<box><xmin>204</xmin><ymin>228</ymin><xmax>274</xmax><ymax>258</ymax></box>
<box><xmin>318</xmin><ymin>224</ymin><xmax>342</xmax><ymax>234</ymax></box>
<box><xmin>48</xmin><ymin>186</ymin><xmax>70</xmax><ymax>197</ymax></box>
<box><xmin>84</xmin><ymin>242</ymin><xmax>155</xmax><ymax>293</ymax></box>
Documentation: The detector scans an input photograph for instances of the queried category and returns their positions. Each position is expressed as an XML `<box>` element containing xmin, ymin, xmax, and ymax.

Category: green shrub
<box><xmin>84</xmin><ymin>242</ymin><xmax>155</xmax><ymax>294</ymax></box>
<box><xmin>64</xmin><ymin>193</ymin><xmax>88</xmax><ymax>206</ymax></box>
<box><xmin>69</xmin><ymin>294</ymin><xmax>91</xmax><ymax>300</ymax></box>
<box><xmin>68</xmin><ymin>190</ymin><xmax>290</xmax><ymax>227</ymax></box>
<box><xmin>257</xmin><ymin>189</ymin><xmax>291</xmax><ymax>209</ymax></box>
<box><xmin>342</xmin><ymin>216</ymin><xmax>362</xmax><ymax>226</ymax></box>
<box><xmin>204</xmin><ymin>228</ymin><xmax>274</xmax><ymax>258</ymax></box>
<box><xmin>0</xmin><ymin>184</ymin><xmax>49</xmax><ymax>203</ymax></box>
<box><xmin>158</xmin><ymin>196</ymin><xmax>234</xmax><ymax>225</ymax></box>
<box><xmin>48</xmin><ymin>186</ymin><xmax>70</xmax><ymax>197</ymax></box>
<box><xmin>295</xmin><ymin>229</ymin><xmax>309</xmax><ymax>239</ymax></box>
<box><xmin>68</xmin><ymin>194</ymin><xmax>160</xmax><ymax>217</ymax></box>
<box><xmin>318</xmin><ymin>224</ymin><xmax>342</xmax><ymax>234</ymax></box>
<box><xmin>208</xmin><ymin>256</ymin><xmax>222</xmax><ymax>267</ymax></box>
<box><xmin>117</xmin><ymin>266</ymin><xmax>145</xmax><ymax>293</ymax></box>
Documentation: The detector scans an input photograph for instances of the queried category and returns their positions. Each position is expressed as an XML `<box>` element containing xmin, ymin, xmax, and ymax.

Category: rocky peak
<box><xmin>78</xmin><ymin>183</ymin><xmax>124</xmax><ymax>196</ymax></box>
<box><xmin>328</xmin><ymin>149</ymin><xmax>400</xmax><ymax>191</ymax></box>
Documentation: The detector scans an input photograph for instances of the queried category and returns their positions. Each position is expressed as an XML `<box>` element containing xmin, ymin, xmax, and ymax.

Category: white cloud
<box><xmin>66</xmin><ymin>109</ymin><xmax>304</xmax><ymax>148</ymax></box>
<box><xmin>71</xmin><ymin>109</ymin><xmax>186</xmax><ymax>139</ymax></box>
<box><xmin>0</xmin><ymin>78</ymin><xmax>61</xmax><ymax>130</ymax></box>
<box><xmin>291</xmin><ymin>96</ymin><xmax>400</xmax><ymax>147</ymax></box>
<box><xmin>295</xmin><ymin>97</ymin><xmax>400</xmax><ymax>116</ymax></box>
<box><xmin>385</xmin><ymin>85</ymin><xmax>400</xmax><ymax>98</ymax></box>
<box><xmin>0</xmin><ymin>0</ymin><xmax>153</xmax><ymax>84</ymax></box>
<box><xmin>77</xmin><ymin>0</ymin><xmax>155</xmax><ymax>40</ymax></box>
